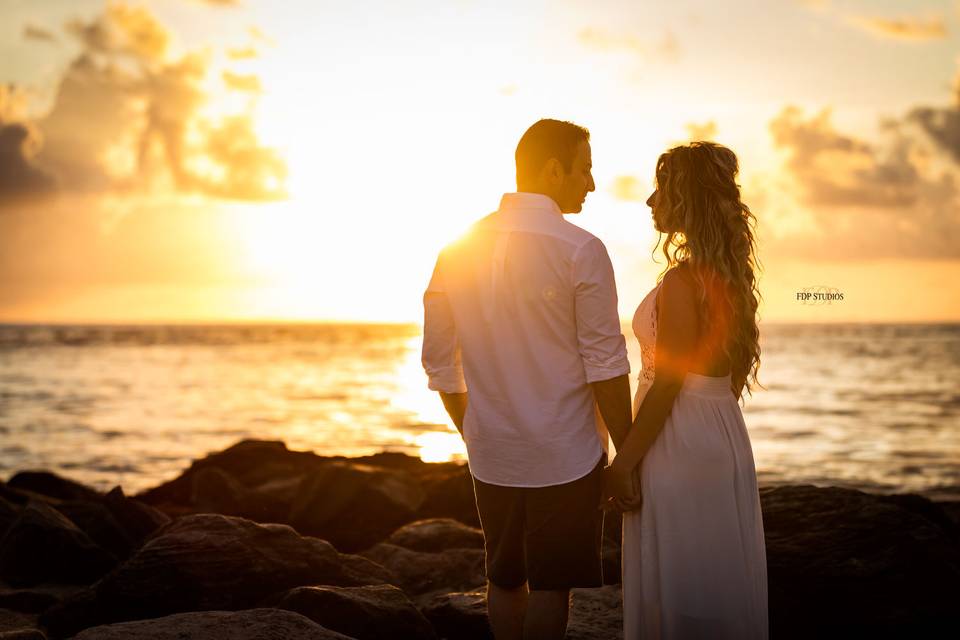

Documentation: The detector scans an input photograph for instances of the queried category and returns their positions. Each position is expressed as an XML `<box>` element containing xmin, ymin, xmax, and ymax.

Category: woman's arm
<box><xmin>605</xmin><ymin>268</ymin><xmax>700</xmax><ymax>498</ymax></box>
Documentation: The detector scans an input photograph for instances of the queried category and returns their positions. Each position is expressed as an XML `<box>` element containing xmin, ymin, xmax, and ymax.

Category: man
<box><xmin>422</xmin><ymin>119</ymin><xmax>633</xmax><ymax>640</ymax></box>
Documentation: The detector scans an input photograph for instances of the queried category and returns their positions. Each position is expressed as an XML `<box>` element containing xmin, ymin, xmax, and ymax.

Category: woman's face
<box><xmin>646</xmin><ymin>188</ymin><xmax>668</xmax><ymax>233</ymax></box>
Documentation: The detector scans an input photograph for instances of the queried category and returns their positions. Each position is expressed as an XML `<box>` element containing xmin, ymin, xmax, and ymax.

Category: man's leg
<box><xmin>487</xmin><ymin>581</ymin><xmax>528</xmax><ymax>640</ymax></box>
<box><xmin>523</xmin><ymin>589</ymin><xmax>570</xmax><ymax>640</ymax></box>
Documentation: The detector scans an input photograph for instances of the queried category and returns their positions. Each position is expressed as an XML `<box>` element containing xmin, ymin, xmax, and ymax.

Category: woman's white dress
<box><xmin>621</xmin><ymin>281</ymin><xmax>768</xmax><ymax>640</ymax></box>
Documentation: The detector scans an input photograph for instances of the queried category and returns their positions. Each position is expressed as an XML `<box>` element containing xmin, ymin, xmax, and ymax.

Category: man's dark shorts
<box><xmin>471</xmin><ymin>455</ymin><xmax>605</xmax><ymax>591</ymax></box>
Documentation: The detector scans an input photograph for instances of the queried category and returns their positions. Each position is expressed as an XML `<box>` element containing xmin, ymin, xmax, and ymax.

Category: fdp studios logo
<box><xmin>796</xmin><ymin>286</ymin><xmax>844</xmax><ymax>305</ymax></box>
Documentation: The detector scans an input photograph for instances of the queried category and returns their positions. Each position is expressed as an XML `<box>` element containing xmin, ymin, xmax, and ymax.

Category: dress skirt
<box><xmin>621</xmin><ymin>373</ymin><xmax>768</xmax><ymax>640</ymax></box>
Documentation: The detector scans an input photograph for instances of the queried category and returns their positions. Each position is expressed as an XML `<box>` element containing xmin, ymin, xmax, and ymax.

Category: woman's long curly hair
<box><xmin>652</xmin><ymin>141</ymin><xmax>762</xmax><ymax>399</ymax></box>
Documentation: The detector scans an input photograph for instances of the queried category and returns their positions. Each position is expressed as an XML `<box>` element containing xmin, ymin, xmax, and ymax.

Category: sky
<box><xmin>0</xmin><ymin>0</ymin><xmax>958</xmax><ymax>324</ymax></box>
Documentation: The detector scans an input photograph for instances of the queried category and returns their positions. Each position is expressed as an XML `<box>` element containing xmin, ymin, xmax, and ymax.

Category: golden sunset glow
<box><xmin>1</xmin><ymin>0</ymin><xmax>958</xmax><ymax>323</ymax></box>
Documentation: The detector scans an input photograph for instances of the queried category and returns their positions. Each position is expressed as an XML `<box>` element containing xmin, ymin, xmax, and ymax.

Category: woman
<box><xmin>605</xmin><ymin>142</ymin><xmax>768</xmax><ymax>639</ymax></box>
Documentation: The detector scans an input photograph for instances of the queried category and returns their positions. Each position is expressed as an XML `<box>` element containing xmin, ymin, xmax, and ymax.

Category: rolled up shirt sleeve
<box><xmin>573</xmin><ymin>238</ymin><xmax>630</xmax><ymax>383</ymax></box>
<box><xmin>422</xmin><ymin>256</ymin><xmax>468</xmax><ymax>393</ymax></box>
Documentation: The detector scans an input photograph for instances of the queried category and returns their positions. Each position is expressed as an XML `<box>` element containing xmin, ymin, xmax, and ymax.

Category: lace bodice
<box><xmin>631</xmin><ymin>281</ymin><xmax>663</xmax><ymax>385</ymax></box>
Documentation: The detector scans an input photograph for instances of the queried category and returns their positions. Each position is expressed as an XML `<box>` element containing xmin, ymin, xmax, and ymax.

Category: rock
<box><xmin>101</xmin><ymin>486</ymin><xmax>170</xmax><ymax>546</ymax></box>
<box><xmin>0</xmin><ymin>629</ymin><xmax>46</xmax><ymax>640</ymax></box>
<box><xmin>0</xmin><ymin>502</ymin><xmax>116</xmax><ymax>587</ymax></box>
<box><xmin>761</xmin><ymin>485</ymin><xmax>960</xmax><ymax>637</ymax></box>
<box><xmin>0</xmin><ymin>498</ymin><xmax>18</xmax><ymax>536</ymax></box>
<box><xmin>267</xmin><ymin>584</ymin><xmax>436</xmax><ymax>640</ymax></box>
<box><xmin>386</xmin><ymin>519</ymin><xmax>484</xmax><ymax>553</ymax></box>
<box><xmin>244</xmin><ymin>476</ymin><xmax>303</xmax><ymax>523</ymax></box>
<box><xmin>290</xmin><ymin>463</ymin><xmax>425</xmax><ymax>552</ymax></box>
<box><xmin>5</xmin><ymin>473</ymin><xmax>99</xmax><ymax>503</ymax></box>
<box><xmin>70</xmin><ymin>608</ymin><xmax>354</xmax><ymax>639</ymax></box>
<box><xmin>566</xmin><ymin>585</ymin><xmax>623</xmax><ymax>640</ymax></box>
<box><xmin>52</xmin><ymin>501</ymin><xmax>134</xmax><ymax>560</ymax></box>
<box><xmin>418</xmin><ymin>467</ymin><xmax>479</xmax><ymax>528</ymax></box>
<box><xmin>41</xmin><ymin>514</ymin><xmax>395</xmax><ymax>637</ymax></box>
<box><xmin>136</xmin><ymin>440</ymin><xmax>326</xmax><ymax>507</ymax></box>
<box><xmin>0</xmin><ymin>585</ymin><xmax>84</xmax><ymax>614</ymax></box>
<box><xmin>361</xmin><ymin>544</ymin><xmax>485</xmax><ymax>596</ymax></box>
<box><xmin>0</xmin><ymin>609</ymin><xmax>39</xmax><ymax>634</ymax></box>
<box><xmin>189</xmin><ymin>467</ymin><xmax>249</xmax><ymax>516</ymax></box>
<box><xmin>419</xmin><ymin>590</ymin><xmax>492</xmax><ymax>640</ymax></box>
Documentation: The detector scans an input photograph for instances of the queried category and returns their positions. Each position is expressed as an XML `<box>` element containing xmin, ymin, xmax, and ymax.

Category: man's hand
<box><xmin>601</xmin><ymin>462</ymin><xmax>643</xmax><ymax>513</ymax></box>
<box><xmin>439</xmin><ymin>391</ymin><xmax>468</xmax><ymax>436</ymax></box>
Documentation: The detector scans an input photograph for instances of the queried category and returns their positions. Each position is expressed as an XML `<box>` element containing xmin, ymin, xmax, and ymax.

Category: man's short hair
<box><xmin>515</xmin><ymin>119</ymin><xmax>590</xmax><ymax>185</ymax></box>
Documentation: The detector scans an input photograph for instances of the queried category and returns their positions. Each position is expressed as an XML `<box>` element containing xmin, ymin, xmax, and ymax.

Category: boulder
<box><xmin>0</xmin><ymin>629</ymin><xmax>46</xmax><ymax>640</ymax></box>
<box><xmin>70</xmin><ymin>608</ymin><xmax>354</xmax><ymax>639</ymax></box>
<box><xmin>40</xmin><ymin>514</ymin><xmax>394</xmax><ymax>637</ymax></box>
<box><xmin>101</xmin><ymin>486</ymin><xmax>170</xmax><ymax>546</ymax></box>
<box><xmin>417</xmin><ymin>467</ymin><xmax>479</xmax><ymax>528</ymax></box>
<box><xmin>0</xmin><ymin>585</ymin><xmax>84</xmax><ymax>615</ymax></box>
<box><xmin>267</xmin><ymin>584</ymin><xmax>436</xmax><ymax>640</ymax></box>
<box><xmin>5</xmin><ymin>473</ymin><xmax>99</xmax><ymax>503</ymax></box>
<box><xmin>189</xmin><ymin>467</ymin><xmax>249</xmax><ymax>516</ymax></box>
<box><xmin>52</xmin><ymin>501</ymin><xmax>134</xmax><ymax>560</ymax></box>
<box><xmin>290</xmin><ymin>463</ymin><xmax>425</xmax><ymax>552</ymax></box>
<box><xmin>0</xmin><ymin>498</ymin><xmax>18</xmax><ymax>535</ymax></box>
<box><xmin>419</xmin><ymin>590</ymin><xmax>492</xmax><ymax>640</ymax></box>
<box><xmin>361</xmin><ymin>544</ymin><xmax>485</xmax><ymax>596</ymax></box>
<box><xmin>0</xmin><ymin>609</ymin><xmax>39</xmax><ymax>634</ymax></box>
<box><xmin>385</xmin><ymin>519</ymin><xmax>484</xmax><ymax>553</ymax></box>
<box><xmin>0</xmin><ymin>502</ymin><xmax>116</xmax><ymax>587</ymax></box>
<box><xmin>762</xmin><ymin>485</ymin><xmax>960</xmax><ymax>637</ymax></box>
<box><xmin>135</xmin><ymin>440</ymin><xmax>326</xmax><ymax>507</ymax></box>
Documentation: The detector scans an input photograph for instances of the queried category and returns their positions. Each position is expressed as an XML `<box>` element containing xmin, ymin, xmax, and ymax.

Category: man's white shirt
<box><xmin>422</xmin><ymin>192</ymin><xmax>630</xmax><ymax>487</ymax></box>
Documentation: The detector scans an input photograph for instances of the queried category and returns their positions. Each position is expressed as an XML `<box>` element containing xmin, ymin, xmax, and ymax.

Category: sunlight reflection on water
<box><xmin>0</xmin><ymin>322</ymin><xmax>957</xmax><ymax>497</ymax></box>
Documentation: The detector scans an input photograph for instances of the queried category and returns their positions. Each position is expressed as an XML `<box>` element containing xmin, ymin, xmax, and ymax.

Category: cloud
<box><xmin>191</xmin><ymin>0</ymin><xmax>241</xmax><ymax>6</ymax></box>
<box><xmin>578</xmin><ymin>27</ymin><xmax>681</xmax><ymax>62</ymax></box>
<box><xmin>66</xmin><ymin>3</ymin><xmax>170</xmax><ymax>61</ymax></box>
<box><xmin>685</xmin><ymin>120</ymin><xmax>717</xmax><ymax>141</ymax></box>
<box><xmin>23</xmin><ymin>24</ymin><xmax>58</xmax><ymax>43</ymax></box>
<box><xmin>907</xmin><ymin>65</ymin><xmax>960</xmax><ymax>164</ymax></box>
<box><xmin>767</xmin><ymin>105</ymin><xmax>960</xmax><ymax>259</ymax></box>
<box><xmin>8</xmin><ymin>4</ymin><xmax>286</xmax><ymax>205</ymax></box>
<box><xmin>849</xmin><ymin>15</ymin><xmax>948</xmax><ymax>41</ymax></box>
<box><xmin>227</xmin><ymin>46</ymin><xmax>258</xmax><ymax>60</ymax></box>
<box><xmin>770</xmin><ymin>106</ymin><xmax>919</xmax><ymax>209</ymax></box>
<box><xmin>222</xmin><ymin>71</ymin><xmax>262</xmax><ymax>93</ymax></box>
<box><xmin>610</xmin><ymin>175</ymin><xmax>648</xmax><ymax>202</ymax></box>
<box><xmin>0</xmin><ymin>121</ymin><xmax>57</xmax><ymax>204</ymax></box>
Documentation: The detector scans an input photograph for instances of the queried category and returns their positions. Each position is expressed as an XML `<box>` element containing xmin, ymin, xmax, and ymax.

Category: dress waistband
<box><xmin>679</xmin><ymin>373</ymin><xmax>734</xmax><ymax>399</ymax></box>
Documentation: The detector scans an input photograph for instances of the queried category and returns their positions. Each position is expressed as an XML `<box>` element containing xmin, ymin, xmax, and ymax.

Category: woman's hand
<box><xmin>601</xmin><ymin>461</ymin><xmax>643</xmax><ymax>512</ymax></box>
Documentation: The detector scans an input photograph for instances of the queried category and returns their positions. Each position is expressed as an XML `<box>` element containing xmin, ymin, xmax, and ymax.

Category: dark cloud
<box><xmin>770</xmin><ymin>106</ymin><xmax>919</xmax><ymax>209</ymax></box>
<box><xmin>767</xmin><ymin>105</ymin><xmax>960</xmax><ymax>259</ymax></box>
<box><xmin>0</xmin><ymin>121</ymin><xmax>57</xmax><ymax>204</ymax></box>
<box><xmin>17</xmin><ymin>4</ymin><xmax>285</xmax><ymax>203</ymax></box>
<box><xmin>908</xmin><ymin>70</ymin><xmax>960</xmax><ymax>163</ymax></box>
<box><xmin>23</xmin><ymin>24</ymin><xmax>58</xmax><ymax>44</ymax></box>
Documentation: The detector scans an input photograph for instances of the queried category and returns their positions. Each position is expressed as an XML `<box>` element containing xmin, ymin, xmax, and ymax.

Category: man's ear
<box><xmin>544</xmin><ymin>157</ymin><xmax>564</xmax><ymax>185</ymax></box>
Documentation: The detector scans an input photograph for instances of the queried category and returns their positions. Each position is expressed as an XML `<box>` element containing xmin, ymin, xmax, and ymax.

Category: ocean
<box><xmin>1</xmin><ymin>322</ymin><xmax>958</xmax><ymax>498</ymax></box>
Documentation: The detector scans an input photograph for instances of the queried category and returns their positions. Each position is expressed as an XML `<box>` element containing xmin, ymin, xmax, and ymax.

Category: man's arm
<box><xmin>439</xmin><ymin>392</ymin><xmax>468</xmax><ymax>436</ymax></box>
<box><xmin>422</xmin><ymin>255</ymin><xmax>468</xmax><ymax>434</ymax></box>
<box><xmin>591</xmin><ymin>375</ymin><xmax>632</xmax><ymax>451</ymax></box>
<box><xmin>573</xmin><ymin>238</ymin><xmax>632</xmax><ymax>449</ymax></box>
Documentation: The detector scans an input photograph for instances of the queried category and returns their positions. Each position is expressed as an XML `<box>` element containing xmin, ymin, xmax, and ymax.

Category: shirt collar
<box><xmin>498</xmin><ymin>192</ymin><xmax>562</xmax><ymax>216</ymax></box>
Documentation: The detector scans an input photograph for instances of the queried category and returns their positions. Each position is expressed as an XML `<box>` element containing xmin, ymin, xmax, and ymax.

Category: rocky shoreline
<box><xmin>0</xmin><ymin>439</ymin><xmax>958</xmax><ymax>639</ymax></box>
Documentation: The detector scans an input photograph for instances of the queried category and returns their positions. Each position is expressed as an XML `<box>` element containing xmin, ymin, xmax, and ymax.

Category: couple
<box><xmin>422</xmin><ymin>119</ymin><xmax>767</xmax><ymax>640</ymax></box>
